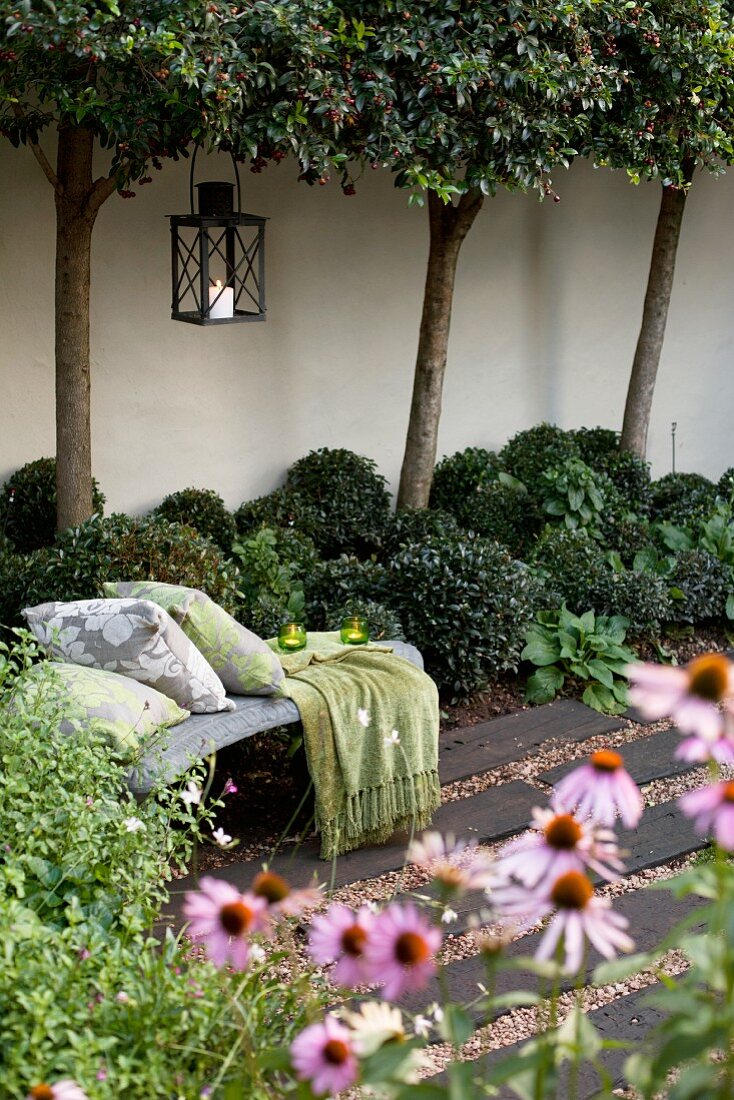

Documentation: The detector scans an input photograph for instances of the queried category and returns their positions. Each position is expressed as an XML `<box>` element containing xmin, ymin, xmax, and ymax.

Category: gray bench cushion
<box><xmin>127</xmin><ymin>640</ymin><xmax>423</xmax><ymax>795</ymax></box>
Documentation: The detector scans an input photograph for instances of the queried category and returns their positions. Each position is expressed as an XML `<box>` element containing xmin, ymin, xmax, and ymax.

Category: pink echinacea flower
<box><xmin>290</xmin><ymin>1015</ymin><xmax>359</xmax><ymax>1096</ymax></box>
<box><xmin>183</xmin><ymin>876</ymin><xmax>269</xmax><ymax>969</ymax></box>
<box><xmin>552</xmin><ymin>749</ymin><xmax>643</xmax><ymax>828</ymax></box>
<box><xmin>407</xmin><ymin>831</ymin><xmax>495</xmax><ymax>895</ymax></box>
<box><xmin>364</xmin><ymin>902</ymin><xmax>442</xmax><ymax>1000</ymax></box>
<box><xmin>250</xmin><ymin>869</ymin><xmax>322</xmax><ymax>917</ymax></box>
<box><xmin>679</xmin><ymin>781</ymin><xmax>734</xmax><ymax>850</ymax></box>
<box><xmin>627</xmin><ymin>653</ymin><xmax>734</xmax><ymax>741</ymax></box>
<box><xmin>494</xmin><ymin>870</ymin><xmax>633</xmax><ymax>975</ymax></box>
<box><xmin>308</xmin><ymin>904</ymin><xmax>374</xmax><ymax>988</ymax></box>
<box><xmin>27</xmin><ymin>1084</ymin><xmax>90</xmax><ymax>1100</ymax></box>
<box><xmin>494</xmin><ymin>807</ymin><xmax>625</xmax><ymax>889</ymax></box>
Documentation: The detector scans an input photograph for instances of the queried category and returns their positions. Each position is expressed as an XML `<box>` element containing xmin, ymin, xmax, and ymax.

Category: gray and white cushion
<box><xmin>23</xmin><ymin>598</ymin><xmax>234</xmax><ymax>714</ymax></box>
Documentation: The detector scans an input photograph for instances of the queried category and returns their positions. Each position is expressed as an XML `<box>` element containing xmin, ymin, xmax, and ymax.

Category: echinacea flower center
<box><xmin>395</xmin><ymin>931</ymin><xmax>431</xmax><ymax>966</ymax></box>
<box><xmin>252</xmin><ymin>870</ymin><xmax>290</xmax><ymax>904</ymax></box>
<box><xmin>591</xmin><ymin>749</ymin><xmax>623</xmax><ymax>773</ymax></box>
<box><xmin>29</xmin><ymin>1087</ymin><xmax>54</xmax><ymax>1100</ymax></box>
<box><xmin>544</xmin><ymin>813</ymin><xmax>582</xmax><ymax>850</ymax></box>
<box><xmin>341</xmin><ymin>924</ymin><xmax>368</xmax><ymax>957</ymax></box>
<box><xmin>323</xmin><ymin>1038</ymin><xmax>350</xmax><ymax>1065</ymax></box>
<box><xmin>435</xmin><ymin>865</ymin><xmax>464</xmax><ymax>889</ymax></box>
<box><xmin>687</xmin><ymin>653</ymin><xmax>731</xmax><ymax>703</ymax></box>
<box><xmin>219</xmin><ymin>900</ymin><xmax>256</xmax><ymax>936</ymax></box>
<box><xmin>550</xmin><ymin>870</ymin><xmax>594</xmax><ymax>910</ymax></box>
<box><xmin>723</xmin><ymin>781</ymin><xmax>734</xmax><ymax>803</ymax></box>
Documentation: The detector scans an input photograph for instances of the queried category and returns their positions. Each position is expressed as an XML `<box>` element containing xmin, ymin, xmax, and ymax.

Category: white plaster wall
<box><xmin>1</xmin><ymin>139</ymin><xmax>733</xmax><ymax>515</ymax></box>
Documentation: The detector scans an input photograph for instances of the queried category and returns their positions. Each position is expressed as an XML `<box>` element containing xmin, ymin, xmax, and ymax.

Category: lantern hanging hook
<box><xmin>188</xmin><ymin>144</ymin><xmax>242</xmax><ymax>217</ymax></box>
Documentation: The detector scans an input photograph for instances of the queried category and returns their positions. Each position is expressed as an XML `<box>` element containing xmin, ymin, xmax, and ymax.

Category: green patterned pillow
<box><xmin>11</xmin><ymin>662</ymin><xmax>188</xmax><ymax>760</ymax></box>
<box><xmin>103</xmin><ymin>581</ymin><xmax>284</xmax><ymax>696</ymax></box>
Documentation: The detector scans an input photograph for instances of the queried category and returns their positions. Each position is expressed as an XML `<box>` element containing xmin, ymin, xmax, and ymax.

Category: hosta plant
<box><xmin>522</xmin><ymin>606</ymin><xmax>636</xmax><ymax>714</ymax></box>
<box><xmin>540</xmin><ymin>459</ymin><xmax>607</xmax><ymax>532</ymax></box>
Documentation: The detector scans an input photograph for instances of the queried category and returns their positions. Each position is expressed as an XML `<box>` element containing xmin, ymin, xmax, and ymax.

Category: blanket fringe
<box><xmin>316</xmin><ymin>769</ymin><xmax>441</xmax><ymax>860</ymax></box>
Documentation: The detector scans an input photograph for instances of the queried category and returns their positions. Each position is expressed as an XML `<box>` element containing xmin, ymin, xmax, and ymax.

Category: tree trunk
<box><xmin>54</xmin><ymin>125</ymin><xmax>98</xmax><ymax>531</ymax></box>
<box><xmin>620</xmin><ymin>161</ymin><xmax>694</xmax><ymax>458</ymax></box>
<box><xmin>396</xmin><ymin>188</ymin><xmax>484</xmax><ymax>510</ymax></box>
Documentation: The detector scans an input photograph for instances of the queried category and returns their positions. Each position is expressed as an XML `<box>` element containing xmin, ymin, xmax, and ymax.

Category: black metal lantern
<box><xmin>168</xmin><ymin>148</ymin><xmax>266</xmax><ymax>325</ymax></box>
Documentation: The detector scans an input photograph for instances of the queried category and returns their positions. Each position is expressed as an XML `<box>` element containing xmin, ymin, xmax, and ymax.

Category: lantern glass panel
<box><xmin>169</xmin><ymin>213</ymin><xmax>266</xmax><ymax>325</ymax></box>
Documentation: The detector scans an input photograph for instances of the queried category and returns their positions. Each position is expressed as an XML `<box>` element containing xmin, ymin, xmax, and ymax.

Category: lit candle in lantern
<box><xmin>278</xmin><ymin>622</ymin><xmax>307</xmax><ymax>652</ymax></box>
<box><xmin>208</xmin><ymin>279</ymin><xmax>234</xmax><ymax>320</ymax></box>
<box><xmin>340</xmin><ymin>617</ymin><xmax>369</xmax><ymax>645</ymax></box>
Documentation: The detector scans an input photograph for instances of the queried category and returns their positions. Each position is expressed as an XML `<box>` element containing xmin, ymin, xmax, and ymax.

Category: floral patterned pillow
<box><xmin>11</xmin><ymin>662</ymin><xmax>188</xmax><ymax>760</ymax></box>
<box><xmin>103</xmin><ymin>581</ymin><xmax>284</xmax><ymax>696</ymax></box>
<box><xmin>23</xmin><ymin>598</ymin><xmax>234</xmax><ymax>714</ymax></box>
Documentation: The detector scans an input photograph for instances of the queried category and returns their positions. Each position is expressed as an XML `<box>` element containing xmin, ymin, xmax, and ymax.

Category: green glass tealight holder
<box><xmin>340</xmin><ymin>616</ymin><xmax>369</xmax><ymax>645</ymax></box>
<box><xmin>278</xmin><ymin>622</ymin><xmax>307</xmax><ymax>652</ymax></box>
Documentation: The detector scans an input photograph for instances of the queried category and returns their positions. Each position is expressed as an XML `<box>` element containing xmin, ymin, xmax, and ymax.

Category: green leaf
<box><xmin>582</xmin><ymin>682</ymin><xmax>624</xmax><ymax>714</ymax></box>
<box><xmin>524</xmin><ymin>666</ymin><xmax>564</xmax><ymax>704</ymax></box>
<box><xmin>521</xmin><ymin>638</ymin><xmax>561</xmax><ymax>666</ymax></box>
<box><xmin>726</xmin><ymin>593</ymin><xmax>734</xmax><ymax>620</ymax></box>
<box><xmin>587</xmin><ymin>658</ymin><xmax>614</xmax><ymax>688</ymax></box>
<box><xmin>439</xmin><ymin>1004</ymin><xmax>474</xmax><ymax>1048</ymax></box>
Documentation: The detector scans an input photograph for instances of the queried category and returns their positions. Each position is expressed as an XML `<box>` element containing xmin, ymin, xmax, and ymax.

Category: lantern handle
<box><xmin>188</xmin><ymin>145</ymin><xmax>242</xmax><ymax>216</ymax></box>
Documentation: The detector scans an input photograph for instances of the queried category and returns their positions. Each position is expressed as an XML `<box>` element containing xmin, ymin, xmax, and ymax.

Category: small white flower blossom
<box><xmin>212</xmin><ymin>827</ymin><xmax>233</xmax><ymax>847</ymax></box>
<box><xmin>115</xmin><ymin>991</ymin><xmax>130</xmax><ymax>1004</ymax></box>
<box><xmin>384</xmin><ymin>729</ymin><xmax>401</xmax><ymax>746</ymax></box>
<box><xmin>441</xmin><ymin>907</ymin><xmax>458</xmax><ymax>925</ymax></box>
<box><xmin>181</xmin><ymin>781</ymin><xmax>202</xmax><ymax>807</ymax></box>
<box><xmin>413</xmin><ymin>1015</ymin><xmax>432</xmax><ymax>1039</ymax></box>
<box><xmin>428</xmin><ymin>1003</ymin><xmax>444</xmax><ymax>1023</ymax></box>
<box><xmin>123</xmin><ymin>817</ymin><xmax>145</xmax><ymax>833</ymax></box>
<box><xmin>249</xmin><ymin>943</ymin><xmax>266</xmax><ymax>965</ymax></box>
<box><xmin>357</xmin><ymin>708</ymin><xmax>370</xmax><ymax>728</ymax></box>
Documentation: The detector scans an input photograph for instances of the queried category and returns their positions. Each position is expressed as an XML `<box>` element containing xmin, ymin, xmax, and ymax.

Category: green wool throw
<box><xmin>267</xmin><ymin>632</ymin><xmax>441</xmax><ymax>860</ymax></box>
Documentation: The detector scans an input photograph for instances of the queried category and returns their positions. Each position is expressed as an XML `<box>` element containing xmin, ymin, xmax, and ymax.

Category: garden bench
<box><xmin>126</xmin><ymin>639</ymin><xmax>424</xmax><ymax>796</ymax></box>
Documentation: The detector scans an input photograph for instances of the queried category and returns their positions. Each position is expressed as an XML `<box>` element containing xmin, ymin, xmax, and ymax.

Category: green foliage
<box><xmin>540</xmin><ymin>458</ymin><xmax>607</xmax><ymax>531</ymax></box>
<box><xmin>570</xmin><ymin>426</ymin><xmax>620</xmax><ymax>466</ymax></box>
<box><xmin>389</xmin><ymin>534</ymin><xmax>541</xmax><ymax>701</ymax></box>
<box><xmin>0</xmin><ymin>634</ymin><xmax>326</xmax><ymax>1097</ymax></box>
<box><xmin>304</xmin><ymin>555</ymin><xmax>392</xmax><ymax>630</ymax></box>
<box><xmin>232</xmin><ymin>525</ymin><xmax>314</xmax><ymax>636</ymax></box>
<box><xmin>0</xmin><ymin>458</ymin><xmax>105</xmax><ymax>553</ymax></box>
<box><xmin>588</xmin><ymin>0</ymin><xmax>734</xmax><ymax>188</ymax></box>
<box><xmin>666</xmin><ymin>549</ymin><xmax>732</xmax><ymax>624</ymax></box>
<box><xmin>429</xmin><ymin>447</ymin><xmax>499</xmax><ymax>513</ymax></box>
<box><xmin>499</xmin><ymin>425</ymin><xmax>580</xmax><ymax>489</ymax></box>
<box><xmin>380</xmin><ymin>508</ymin><xmax>460</xmax><ymax>557</ymax></box>
<box><xmin>532</xmin><ymin>527</ymin><xmax>671</xmax><ymax>637</ymax></box>
<box><xmin>153</xmin><ymin>487</ymin><xmax>236</xmax><ymax>552</ymax></box>
<box><xmin>15</xmin><ymin>514</ymin><xmax>240</xmax><ymax>625</ymax></box>
<box><xmin>716</xmin><ymin>466</ymin><xmax>734</xmax><ymax>503</ymax></box>
<box><xmin>462</xmin><ymin>480</ymin><xmax>537</xmax><ymax>557</ymax></box>
<box><xmin>285</xmin><ymin>448</ymin><xmax>391</xmax><ymax>558</ymax></box>
<box><xmin>650</xmin><ymin>472</ymin><xmax>718</xmax><ymax>526</ymax></box>
<box><xmin>234</xmin><ymin>486</ymin><xmax>322</xmax><ymax>544</ymax></box>
<box><xmin>522</xmin><ymin>606</ymin><xmax>635</xmax><ymax>714</ymax></box>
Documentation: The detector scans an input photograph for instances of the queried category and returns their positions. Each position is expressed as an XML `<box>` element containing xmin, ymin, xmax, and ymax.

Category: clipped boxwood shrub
<box><xmin>16</xmin><ymin>514</ymin><xmax>241</xmax><ymax>622</ymax></box>
<box><xmin>498</xmin><ymin>423</ymin><xmax>580</xmax><ymax>487</ymax></box>
<box><xmin>531</xmin><ymin>527</ymin><xmax>606</xmax><ymax>609</ymax></box>
<box><xmin>650</xmin><ymin>472</ymin><xmax>718</xmax><ymax>526</ymax></box>
<box><xmin>596</xmin><ymin>450</ymin><xmax>652</xmax><ymax>514</ymax></box>
<box><xmin>457</xmin><ymin>480</ymin><xmax>538</xmax><ymax>557</ymax></box>
<box><xmin>429</xmin><ymin>447</ymin><xmax>499</xmax><ymax>513</ymax></box>
<box><xmin>570</xmin><ymin>426</ymin><xmax>620</xmax><ymax>466</ymax></box>
<box><xmin>285</xmin><ymin>448</ymin><xmax>391</xmax><ymax>557</ymax></box>
<box><xmin>666</xmin><ymin>548</ymin><xmax>732</xmax><ymax>624</ymax></box>
<box><xmin>153</xmin><ymin>487</ymin><xmax>236</xmax><ymax>551</ymax></box>
<box><xmin>598</xmin><ymin>513</ymin><xmax>654</xmax><ymax>564</ymax></box>
<box><xmin>379</xmin><ymin>508</ymin><xmax>460</xmax><ymax>557</ymax></box>
<box><xmin>304</xmin><ymin>555</ymin><xmax>392</xmax><ymax>630</ymax></box>
<box><xmin>590</xmin><ymin>567</ymin><xmax>672</xmax><ymax>638</ymax></box>
<box><xmin>1</xmin><ymin>457</ymin><xmax>105</xmax><ymax>553</ymax></box>
<box><xmin>234</xmin><ymin>486</ymin><xmax>322</xmax><ymax>543</ymax></box>
<box><xmin>0</xmin><ymin>541</ymin><xmax>25</xmax><ymax>637</ymax></box>
<box><xmin>389</xmin><ymin>533</ymin><xmax>542</xmax><ymax>701</ymax></box>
